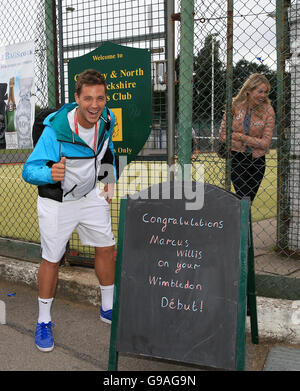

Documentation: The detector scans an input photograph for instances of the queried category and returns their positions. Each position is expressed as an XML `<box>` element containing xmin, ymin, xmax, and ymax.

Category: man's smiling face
<box><xmin>75</xmin><ymin>84</ymin><xmax>106</xmax><ymax>128</ymax></box>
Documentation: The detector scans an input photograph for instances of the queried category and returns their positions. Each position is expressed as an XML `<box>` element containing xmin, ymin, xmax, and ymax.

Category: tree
<box><xmin>232</xmin><ymin>59</ymin><xmax>277</xmax><ymax>103</ymax></box>
<box><xmin>192</xmin><ymin>35</ymin><xmax>226</xmax><ymax>123</ymax></box>
<box><xmin>174</xmin><ymin>34</ymin><xmax>287</xmax><ymax>135</ymax></box>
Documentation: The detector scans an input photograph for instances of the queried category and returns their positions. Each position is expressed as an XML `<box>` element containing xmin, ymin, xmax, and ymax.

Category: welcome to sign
<box><xmin>68</xmin><ymin>42</ymin><xmax>152</xmax><ymax>163</ymax></box>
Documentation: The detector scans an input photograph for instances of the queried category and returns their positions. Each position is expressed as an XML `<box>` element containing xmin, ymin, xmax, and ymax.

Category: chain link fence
<box><xmin>0</xmin><ymin>0</ymin><xmax>46</xmax><ymax>249</ymax></box>
<box><xmin>57</xmin><ymin>0</ymin><xmax>168</xmax><ymax>264</ymax></box>
<box><xmin>0</xmin><ymin>0</ymin><xmax>299</xmax><ymax>298</ymax></box>
<box><xmin>176</xmin><ymin>0</ymin><xmax>300</xmax><ymax>298</ymax></box>
<box><xmin>0</xmin><ymin>0</ymin><xmax>169</xmax><ymax>266</ymax></box>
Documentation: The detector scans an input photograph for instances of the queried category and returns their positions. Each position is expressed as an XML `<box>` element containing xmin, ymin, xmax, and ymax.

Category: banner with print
<box><xmin>0</xmin><ymin>41</ymin><xmax>35</xmax><ymax>149</ymax></box>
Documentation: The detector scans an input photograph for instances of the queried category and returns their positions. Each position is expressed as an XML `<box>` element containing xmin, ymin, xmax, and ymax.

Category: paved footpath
<box><xmin>1</xmin><ymin>263</ymin><xmax>300</xmax><ymax>377</ymax></box>
<box><xmin>0</xmin><ymin>278</ymin><xmax>214</xmax><ymax>373</ymax></box>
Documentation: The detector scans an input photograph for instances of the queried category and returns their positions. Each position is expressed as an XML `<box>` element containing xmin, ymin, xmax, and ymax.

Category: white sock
<box><xmin>99</xmin><ymin>284</ymin><xmax>114</xmax><ymax>311</ymax></box>
<box><xmin>38</xmin><ymin>297</ymin><xmax>53</xmax><ymax>324</ymax></box>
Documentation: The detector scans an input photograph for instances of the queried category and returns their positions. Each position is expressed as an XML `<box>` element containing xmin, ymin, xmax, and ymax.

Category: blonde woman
<box><xmin>218</xmin><ymin>73</ymin><xmax>275</xmax><ymax>201</ymax></box>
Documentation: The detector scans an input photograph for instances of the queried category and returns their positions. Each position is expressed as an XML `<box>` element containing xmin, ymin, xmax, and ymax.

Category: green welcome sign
<box><xmin>68</xmin><ymin>42</ymin><xmax>151</xmax><ymax>164</ymax></box>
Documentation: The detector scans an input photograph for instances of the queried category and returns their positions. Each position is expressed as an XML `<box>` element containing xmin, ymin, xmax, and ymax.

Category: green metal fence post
<box><xmin>177</xmin><ymin>0</ymin><xmax>194</xmax><ymax>177</ymax></box>
<box><xmin>57</xmin><ymin>0</ymin><xmax>65</xmax><ymax>105</ymax></box>
<box><xmin>276</xmin><ymin>0</ymin><xmax>290</xmax><ymax>252</ymax></box>
<box><xmin>167</xmin><ymin>0</ymin><xmax>175</xmax><ymax>168</ymax></box>
<box><xmin>45</xmin><ymin>0</ymin><xmax>58</xmax><ymax>108</ymax></box>
<box><xmin>225</xmin><ymin>0</ymin><xmax>234</xmax><ymax>191</ymax></box>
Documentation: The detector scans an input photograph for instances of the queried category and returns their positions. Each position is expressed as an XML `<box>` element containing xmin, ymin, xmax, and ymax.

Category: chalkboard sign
<box><xmin>109</xmin><ymin>182</ymin><xmax>250</xmax><ymax>371</ymax></box>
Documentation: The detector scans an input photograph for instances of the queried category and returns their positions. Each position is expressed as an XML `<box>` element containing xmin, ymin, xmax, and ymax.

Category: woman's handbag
<box><xmin>216</xmin><ymin>140</ymin><xmax>228</xmax><ymax>159</ymax></box>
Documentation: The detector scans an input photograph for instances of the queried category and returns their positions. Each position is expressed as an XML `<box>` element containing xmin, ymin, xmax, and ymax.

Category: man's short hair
<box><xmin>75</xmin><ymin>69</ymin><xmax>107</xmax><ymax>96</ymax></box>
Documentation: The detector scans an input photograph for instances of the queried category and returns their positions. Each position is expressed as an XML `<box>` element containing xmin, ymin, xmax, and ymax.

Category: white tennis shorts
<box><xmin>37</xmin><ymin>188</ymin><xmax>115</xmax><ymax>263</ymax></box>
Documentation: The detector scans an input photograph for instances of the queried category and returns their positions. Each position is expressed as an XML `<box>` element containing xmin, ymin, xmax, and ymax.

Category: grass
<box><xmin>190</xmin><ymin>149</ymin><xmax>277</xmax><ymax>222</ymax></box>
<box><xmin>0</xmin><ymin>150</ymin><xmax>278</xmax><ymax>253</ymax></box>
<box><xmin>0</xmin><ymin>164</ymin><xmax>40</xmax><ymax>242</ymax></box>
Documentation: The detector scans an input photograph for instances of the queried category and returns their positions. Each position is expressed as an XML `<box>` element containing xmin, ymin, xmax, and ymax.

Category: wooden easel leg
<box><xmin>108</xmin><ymin>339</ymin><xmax>119</xmax><ymax>371</ymax></box>
<box><xmin>107</xmin><ymin>199</ymin><xmax>127</xmax><ymax>371</ymax></box>
<box><xmin>247</xmin><ymin>212</ymin><xmax>259</xmax><ymax>344</ymax></box>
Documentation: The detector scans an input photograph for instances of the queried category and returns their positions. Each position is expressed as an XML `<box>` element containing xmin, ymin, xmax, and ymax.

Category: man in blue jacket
<box><xmin>22</xmin><ymin>69</ymin><xmax>117</xmax><ymax>352</ymax></box>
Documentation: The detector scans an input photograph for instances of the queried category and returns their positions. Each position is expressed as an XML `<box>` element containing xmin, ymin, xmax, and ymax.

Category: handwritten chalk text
<box><xmin>161</xmin><ymin>296</ymin><xmax>203</xmax><ymax>312</ymax></box>
<box><xmin>176</xmin><ymin>248</ymin><xmax>202</xmax><ymax>260</ymax></box>
<box><xmin>149</xmin><ymin>275</ymin><xmax>202</xmax><ymax>291</ymax></box>
<box><xmin>175</xmin><ymin>262</ymin><xmax>201</xmax><ymax>274</ymax></box>
<box><xmin>142</xmin><ymin>213</ymin><xmax>224</xmax><ymax>232</ymax></box>
<box><xmin>149</xmin><ymin>235</ymin><xmax>189</xmax><ymax>247</ymax></box>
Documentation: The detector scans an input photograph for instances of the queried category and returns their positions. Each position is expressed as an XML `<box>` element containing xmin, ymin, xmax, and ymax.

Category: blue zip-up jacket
<box><xmin>22</xmin><ymin>102</ymin><xmax>117</xmax><ymax>202</ymax></box>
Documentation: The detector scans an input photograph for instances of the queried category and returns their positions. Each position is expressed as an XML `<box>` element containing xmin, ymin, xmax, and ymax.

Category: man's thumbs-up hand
<box><xmin>51</xmin><ymin>156</ymin><xmax>66</xmax><ymax>182</ymax></box>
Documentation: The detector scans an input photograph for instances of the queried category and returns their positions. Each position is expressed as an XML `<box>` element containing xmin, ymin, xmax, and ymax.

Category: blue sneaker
<box><xmin>100</xmin><ymin>306</ymin><xmax>112</xmax><ymax>324</ymax></box>
<box><xmin>35</xmin><ymin>322</ymin><xmax>54</xmax><ymax>352</ymax></box>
